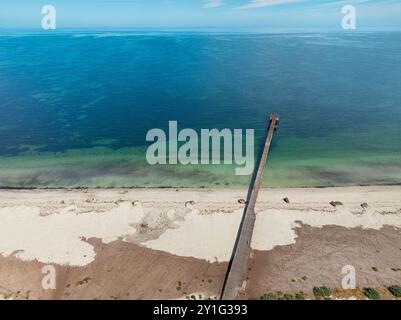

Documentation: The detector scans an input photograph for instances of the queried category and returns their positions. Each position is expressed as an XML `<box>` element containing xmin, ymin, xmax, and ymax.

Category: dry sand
<box><xmin>0</xmin><ymin>186</ymin><xmax>400</xmax><ymax>300</ymax></box>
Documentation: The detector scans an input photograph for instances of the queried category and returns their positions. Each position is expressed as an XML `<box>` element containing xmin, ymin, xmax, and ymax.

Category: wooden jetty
<box><xmin>221</xmin><ymin>114</ymin><xmax>280</xmax><ymax>300</ymax></box>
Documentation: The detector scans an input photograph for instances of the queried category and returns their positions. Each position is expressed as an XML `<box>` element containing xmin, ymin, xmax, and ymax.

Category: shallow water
<box><xmin>0</xmin><ymin>31</ymin><xmax>400</xmax><ymax>187</ymax></box>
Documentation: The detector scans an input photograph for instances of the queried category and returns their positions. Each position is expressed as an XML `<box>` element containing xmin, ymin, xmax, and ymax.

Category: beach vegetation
<box><xmin>313</xmin><ymin>286</ymin><xmax>332</xmax><ymax>299</ymax></box>
<box><xmin>387</xmin><ymin>285</ymin><xmax>401</xmax><ymax>298</ymax></box>
<box><xmin>363</xmin><ymin>288</ymin><xmax>380</xmax><ymax>300</ymax></box>
<box><xmin>260</xmin><ymin>291</ymin><xmax>306</xmax><ymax>300</ymax></box>
<box><xmin>260</xmin><ymin>292</ymin><xmax>278</xmax><ymax>300</ymax></box>
<box><xmin>295</xmin><ymin>292</ymin><xmax>306</xmax><ymax>300</ymax></box>
<box><xmin>283</xmin><ymin>293</ymin><xmax>295</xmax><ymax>300</ymax></box>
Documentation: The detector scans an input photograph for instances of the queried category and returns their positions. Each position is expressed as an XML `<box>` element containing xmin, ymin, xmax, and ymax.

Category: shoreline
<box><xmin>1</xmin><ymin>182</ymin><xmax>401</xmax><ymax>190</ymax></box>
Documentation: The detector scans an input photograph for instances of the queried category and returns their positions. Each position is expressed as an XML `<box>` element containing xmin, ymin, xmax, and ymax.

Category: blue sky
<box><xmin>1</xmin><ymin>0</ymin><xmax>400</xmax><ymax>30</ymax></box>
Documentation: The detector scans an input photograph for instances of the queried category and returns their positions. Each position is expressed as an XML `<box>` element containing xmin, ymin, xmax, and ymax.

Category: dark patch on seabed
<box><xmin>0</xmin><ymin>32</ymin><xmax>401</xmax><ymax>187</ymax></box>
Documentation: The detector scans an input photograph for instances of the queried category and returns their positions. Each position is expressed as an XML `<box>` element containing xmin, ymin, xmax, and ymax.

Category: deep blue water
<box><xmin>0</xmin><ymin>31</ymin><xmax>401</xmax><ymax>187</ymax></box>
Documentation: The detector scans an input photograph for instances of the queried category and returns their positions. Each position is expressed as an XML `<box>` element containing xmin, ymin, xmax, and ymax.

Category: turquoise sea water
<box><xmin>0</xmin><ymin>31</ymin><xmax>401</xmax><ymax>188</ymax></box>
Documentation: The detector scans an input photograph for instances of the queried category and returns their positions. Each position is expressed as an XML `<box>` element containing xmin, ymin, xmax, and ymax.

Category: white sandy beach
<box><xmin>0</xmin><ymin>186</ymin><xmax>400</xmax><ymax>300</ymax></box>
<box><xmin>0</xmin><ymin>186</ymin><xmax>400</xmax><ymax>265</ymax></box>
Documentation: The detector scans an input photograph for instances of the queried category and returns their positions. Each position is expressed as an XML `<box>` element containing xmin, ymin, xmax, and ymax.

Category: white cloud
<box><xmin>203</xmin><ymin>0</ymin><xmax>224</xmax><ymax>8</ymax></box>
<box><xmin>319</xmin><ymin>0</ymin><xmax>373</xmax><ymax>7</ymax></box>
<box><xmin>238</xmin><ymin>0</ymin><xmax>306</xmax><ymax>10</ymax></box>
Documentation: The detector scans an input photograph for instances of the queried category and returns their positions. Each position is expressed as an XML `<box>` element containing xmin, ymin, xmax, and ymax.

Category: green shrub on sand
<box><xmin>388</xmin><ymin>285</ymin><xmax>401</xmax><ymax>298</ymax></box>
<box><xmin>313</xmin><ymin>286</ymin><xmax>332</xmax><ymax>299</ymax></box>
<box><xmin>363</xmin><ymin>288</ymin><xmax>381</xmax><ymax>300</ymax></box>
